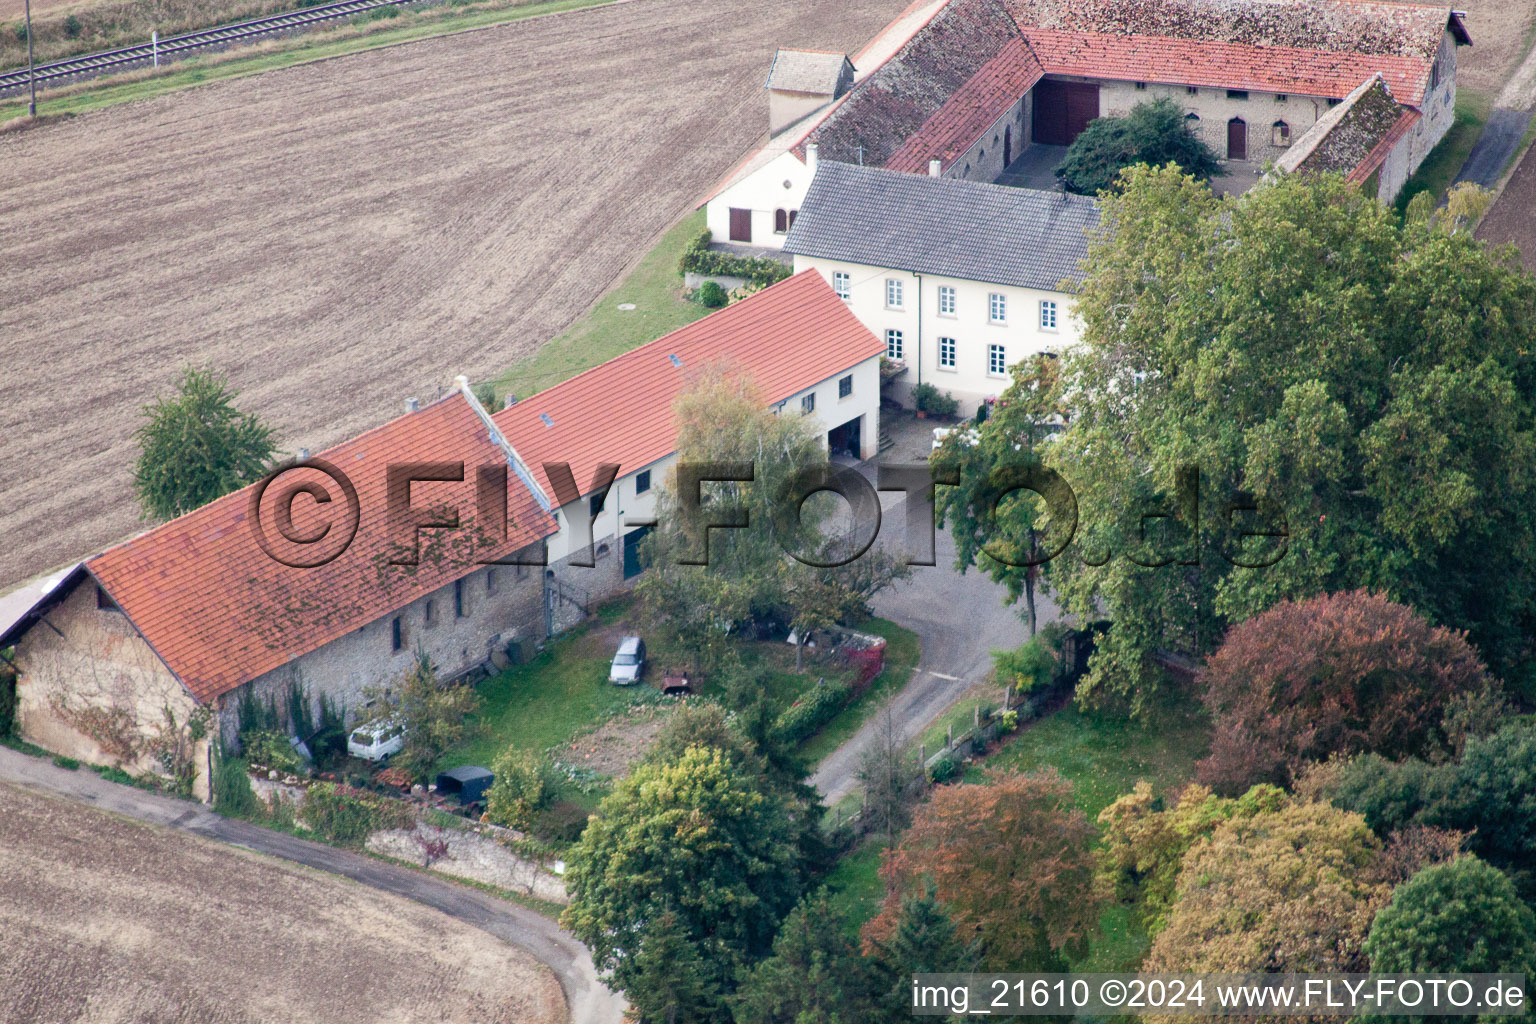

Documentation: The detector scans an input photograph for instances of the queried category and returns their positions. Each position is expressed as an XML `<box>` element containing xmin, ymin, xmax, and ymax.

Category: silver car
<box><xmin>608</xmin><ymin>636</ymin><xmax>646</xmax><ymax>684</ymax></box>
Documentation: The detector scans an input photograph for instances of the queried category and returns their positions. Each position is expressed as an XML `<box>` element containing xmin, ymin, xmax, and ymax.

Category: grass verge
<box><xmin>797</xmin><ymin>618</ymin><xmax>920</xmax><ymax>766</ymax></box>
<box><xmin>488</xmin><ymin>209</ymin><xmax>709</xmax><ymax>402</ymax></box>
<box><xmin>0</xmin><ymin>0</ymin><xmax>618</xmax><ymax>122</ymax></box>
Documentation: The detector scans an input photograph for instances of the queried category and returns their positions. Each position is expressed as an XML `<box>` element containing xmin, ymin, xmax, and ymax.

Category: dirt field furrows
<box><xmin>0</xmin><ymin>0</ymin><xmax>908</xmax><ymax>591</ymax></box>
<box><xmin>0</xmin><ymin>782</ymin><xmax>566</xmax><ymax>1023</ymax></box>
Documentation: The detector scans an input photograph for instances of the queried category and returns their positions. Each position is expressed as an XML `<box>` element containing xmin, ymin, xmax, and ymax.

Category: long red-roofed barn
<box><xmin>0</xmin><ymin>272</ymin><xmax>882</xmax><ymax>799</ymax></box>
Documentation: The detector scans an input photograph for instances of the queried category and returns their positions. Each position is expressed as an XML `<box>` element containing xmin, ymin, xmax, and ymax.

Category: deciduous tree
<box><xmin>1197</xmin><ymin>590</ymin><xmax>1495</xmax><ymax>793</ymax></box>
<box><xmin>134</xmin><ymin>365</ymin><xmax>276</xmax><ymax>519</ymax></box>
<box><xmin>863</xmin><ymin>769</ymin><xmax>1099</xmax><ymax>971</ymax></box>
<box><xmin>359</xmin><ymin>651</ymin><xmax>480</xmax><ymax>784</ymax></box>
<box><xmin>562</xmin><ymin>745</ymin><xmax>804</xmax><ymax>997</ymax></box>
<box><xmin>950</xmin><ymin>168</ymin><xmax>1536</xmax><ymax>715</ymax></box>
<box><xmin>1147</xmin><ymin>800</ymin><xmax>1388</xmax><ymax>983</ymax></box>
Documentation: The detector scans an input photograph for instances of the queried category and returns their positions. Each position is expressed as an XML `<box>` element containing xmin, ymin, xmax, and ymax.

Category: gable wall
<box><xmin>12</xmin><ymin>579</ymin><xmax>210</xmax><ymax>799</ymax></box>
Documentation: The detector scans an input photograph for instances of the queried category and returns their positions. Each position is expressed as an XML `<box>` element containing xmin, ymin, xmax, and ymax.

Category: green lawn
<box><xmin>823</xmin><ymin>838</ymin><xmax>889</xmax><ymax>937</ymax></box>
<box><xmin>798</xmin><ymin>619</ymin><xmax>921</xmax><ymax>766</ymax></box>
<box><xmin>436</xmin><ymin>622</ymin><xmax>656</xmax><ymax>779</ymax></box>
<box><xmin>0</xmin><ymin>0</ymin><xmax>618</xmax><ymax>123</ymax></box>
<box><xmin>1394</xmin><ymin>92</ymin><xmax>1494</xmax><ymax>214</ymax></box>
<box><xmin>487</xmin><ymin>210</ymin><xmax>711</xmax><ymax>403</ymax></box>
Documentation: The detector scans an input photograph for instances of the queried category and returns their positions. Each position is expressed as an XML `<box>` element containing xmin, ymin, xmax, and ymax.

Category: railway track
<box><xmin>0</xmin><ymin>0</ymin><xmax>422</xmax><ymax>94</ymax></box>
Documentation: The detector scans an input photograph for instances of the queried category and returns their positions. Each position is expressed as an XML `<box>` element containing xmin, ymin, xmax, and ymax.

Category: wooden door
<box><xmin>1227</xmin><ymin>118</ymin><xmax>1247</xmax><ymax>160</ymax></box>
<box><xmin>728</xmin><ymin>207</ymin><xmax>752</xmax><ymax>243</ymax></box>
<box><xmin>1032</xmin><ymin>80</ymin><xmax>1099</xmax><ymax>145</ymax></box>
<box><xmin>1003</xmin><ymin>125</ymin><xmax>1012</xmax><ymax>165</ymax></box>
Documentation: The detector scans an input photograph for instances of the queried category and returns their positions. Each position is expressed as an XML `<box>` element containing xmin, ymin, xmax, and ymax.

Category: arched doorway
<box><xmin>1227</xmin><ymin>117</ymin><xmax>1247</xmax><ymax>160</ymax></box>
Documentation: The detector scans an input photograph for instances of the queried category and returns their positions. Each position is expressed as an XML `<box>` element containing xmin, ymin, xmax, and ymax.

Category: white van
<box><xmin>347</xmin><ymin>718</ymin><xmax>405</xmax><ymax>762</ymax></box>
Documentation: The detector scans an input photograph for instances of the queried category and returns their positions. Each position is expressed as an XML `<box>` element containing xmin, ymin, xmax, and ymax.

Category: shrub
<box><xmin>1057</xmin><ymin>97</ymin><xmax>1220</xmax><ymax>195</ymax></box>
<box><xmin>678</xmin><ymin>230</ymin><xmax>793</xmax><ymax>289</ymax></box>
<box><xmin>303</xmin><ymin>782</ymin><xmax>413</xmax><ymax>845</ymax></box>
<box><xmin>213</xmin><ymin>752</ymin><xmax>259</xmax><ymax>818</ymax></box>
<box><xmin>927</xmin><ymin>755</ymin><xmax>958</xmax><ymax>784</ymax></box>
<box><xmin>0</xmin><ymin>663</ymin><xmax>15</xmax><ymax>737</ymax></box>
<box><xmin>62</xmin><ymin>14</ymin><xmax>81</xmax><ymax>37</ymax></box>
<box><xmin>772</xmin><ymin>679</ymin><xmax>852</xmax><ymax>745</ymax></box>
<box><xmin>472</xmin><ymin>381</ymin><xmax>497</xmax><ymax>409</ymax></box>
<box><xmin>51</xmin><ymin>755</ymin><xmax>79</xmax><ymax>770</ymax></box>
<box><xmin>912</xmin><ymin>383</ymin><xmax>958</xmax><ymax>417</ymax></box>
<box><xmin>999</xmin><ymin>710</ymin><xmax>1019</xmax><ymax>734</ymax></box>
<box><xmin>486</xmin><ymin>747</ymin><xmax>556</xmax><ymax>830</ymax></box>
<box><xmin>697</xmin><ymin>280</ymin><xmax>728</xmax><ymax>308</ymax></box>
<box><xmin>1197</xmin><ymin>590</ymin><xmax>1494</xmax><ymax>793</ymax></box>
<box><xmin>992</xmin><ymin>639</ymin><xmax>1058</xmax><ymax>699</ymax></box>
<box><xmin>241</xmin><ymin>730</ymin><xmax>305</xmax><ymax>774</ymax></box>
<box><xmin>1365</xmin><ymin>856</ymin><xmax>1536</xmax><ymax>986</ymax></box>
<box><xmin>531</xmin><ymin>800</ymin><xmax>591</xmax><ymax>844</ymax></box>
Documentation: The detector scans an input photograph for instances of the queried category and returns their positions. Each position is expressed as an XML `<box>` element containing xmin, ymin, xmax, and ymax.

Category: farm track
<box><xmin>0</xmin><ymin>0</ymin><xmax>909</xmax><ymax>590</ymax></box>
<box><xmin>0</xmin><ymin>0</ymin><xmax>429</xmax><ymax>94</ymax></box>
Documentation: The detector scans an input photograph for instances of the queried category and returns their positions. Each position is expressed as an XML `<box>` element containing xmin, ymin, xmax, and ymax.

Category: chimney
<box><xmin>296</xmin><ymin>447</ymin><xmax>310</xmax><ymax>462</ymax></box>
<box><xmin>502</xmin><ymin>394</ymin><xmax>518</xmax><ymax>409</ymax></box>
<box><xmin>928</xmin><ymin>159</ymin><xmax>941</xmax><ymax>177</ymax></box>
<box><xmin>405</xmin><ymin>397</ymin><xmax>420</xmax><ymax>413</ymax></box>
<box><xmin>806</xmin><ymin>142</ymin><xmax>819</xmax><ymax>170</ymax></box>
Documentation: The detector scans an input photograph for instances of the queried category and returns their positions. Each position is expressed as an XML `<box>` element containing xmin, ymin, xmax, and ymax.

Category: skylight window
<box><xmin>669</xmin><ymin>354</ymin><xmax>683</xmax><ymax>368</ymax></box>
<box><xmin>539</xmin><ymin>413</ymin><xmax>554</xmax><ymax>427</ymax></box>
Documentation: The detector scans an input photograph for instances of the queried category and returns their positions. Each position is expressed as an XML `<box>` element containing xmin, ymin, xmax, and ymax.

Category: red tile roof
<box><xmin>1348</xmin><ymin>108</ymin><xmax>1421</xmax><ymax>184</ymax></box>
<box><xmin>88</xmin><ymin>395</ymin><xmax>557</xmax><ymax>704</ymax></box>
<box><xmin>492</xmin><ymin>271</ymin><xmax>884</xmax><ymax>500</ymax></box>
<box><xmin>886</xmin><ymin>36</ymin><xmax>1045</xmax><ymax>173</ymax></box>
<box><xmin>1025</xmin><ymin>28</ymin><xmax>1434</xmax><ymax>105</ymax></box>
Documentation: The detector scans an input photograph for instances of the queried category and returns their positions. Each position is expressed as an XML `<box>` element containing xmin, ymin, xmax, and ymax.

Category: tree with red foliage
<box><xmin>862</xmin><ymin>769</ymin><xmax>1099</xmax><ymax>971</ymax></box>
<box><xmin>1197</xmin><ymin>590</ymin><xmax>1496</xmax><ymax>794</ymax></box>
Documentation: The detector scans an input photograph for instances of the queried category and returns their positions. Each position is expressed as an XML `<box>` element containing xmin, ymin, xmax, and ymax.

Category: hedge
<box><xmin>679</xmin><ymin>230</ymin><xmax>793</xmax><ymax>289</ymax></box>
<box><xmin>773</xmin><ymin>680</ymin><xmax>853</xmax><ymax>745</ymax></box>
<box><xmin>303</xmin><ymin>782</ymin><xmax>415</xmax><ymax>845</ymax></box>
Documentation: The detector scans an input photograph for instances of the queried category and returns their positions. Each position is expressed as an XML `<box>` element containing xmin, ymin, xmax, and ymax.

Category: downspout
<box><xmin>913</xmin><ymin>270</ymin><xmax>922</xmax><ymax>390</ymax></box>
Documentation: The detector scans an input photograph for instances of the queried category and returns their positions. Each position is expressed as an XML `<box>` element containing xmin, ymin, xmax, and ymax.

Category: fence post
<box><xmin>152</xmin><ymin>30</ymin><xmax>158</xmax><ymax>67</ymax></box>
<box><xmin>947</xmin><ymin>724</ymin><xmax>953</xmax><ymax>749</ymax></box>
<box><xmin>919</xmin><ymin>743</ymin><xmax>925</xmax><ymax>767</ymax></box>
<box><xmin>974</xmin><ymin>703</ymin><xmax>980</xmax><ymax>729</ymax></box>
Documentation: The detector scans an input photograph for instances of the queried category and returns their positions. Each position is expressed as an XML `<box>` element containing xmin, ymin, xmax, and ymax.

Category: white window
<box><xmin>938</xmin><ymin>336</ymin><xmax>957</xmax><ymax>369</ymax></box>
<box><xmin>989</xmin><ymin>292</ymin><xmax>1007</xmax><ymax>324</ymax></box>
<box><xmin>801</xmin><ymin>392</ymin><xmax>815</xmax><ymax>414</ymax></box>
<box><xmin>1039</xmin><ymin>300</ymin><xmax>1058</xmax><ymax>331</ymax></box>
<box><xmin>886</xmin><ymin>329</ymin><xmax>904</xmax><ymax>360</ymax></box>
<box><xmin>988</xmin><ymin>344</ymin><xmax>1007</xmax><ymax>375</ymax></box>
<box><xmin>886</xmin><ymin>278</ymin><xmax>904</xmax><ymax>309</ymax></box>
<box><xmin>937</xmin><ymin>285</ymin><xmax>957</xmax><ymax>316</ymax></box>
<box><xmin>833</xmin><ymin>271</ymin><xmax>851</xmax><ymax>300</ymax></box>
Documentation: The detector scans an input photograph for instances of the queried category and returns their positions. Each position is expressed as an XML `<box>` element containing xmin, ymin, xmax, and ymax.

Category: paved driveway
<box><xmin>810</xmin><ymin>414</ymin><xmax>1058</xmax><ymax>805</ymax></box>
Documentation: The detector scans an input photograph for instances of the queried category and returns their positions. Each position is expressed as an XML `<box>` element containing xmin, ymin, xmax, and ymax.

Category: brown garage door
<box><xmin>1032</xmin><ymin>80</ymin><xmax>1100</xmax><ymax>146</ymax></box>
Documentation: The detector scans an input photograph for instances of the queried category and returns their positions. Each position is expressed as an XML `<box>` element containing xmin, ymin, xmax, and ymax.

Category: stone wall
<box><xmin>219</xmin><ymin>552</ymin><xmax>546</xmax><ymax>747</ymax></box>
<box><xmin>367</xmin><ymin>823</ymin><xmax>569</xmax><ymax>903</ymax></box>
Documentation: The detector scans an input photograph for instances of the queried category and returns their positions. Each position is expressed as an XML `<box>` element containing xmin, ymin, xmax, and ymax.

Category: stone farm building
<box><xmin>703</xmin><ymin>0</ymin><xmax>1471</xmax><ymax>247</ymax></box>
<box><xmin>0</xmin><ymin>272</ymin><xmax>883</xmax><ymax>800</ymax></box>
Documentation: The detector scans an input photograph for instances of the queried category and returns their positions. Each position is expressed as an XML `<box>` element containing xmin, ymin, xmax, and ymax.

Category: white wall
<box><xmin>543</xmin><ymin>351</ymin><xmax>882</xmax><ymax>566</ymax></box>
<box><xmin>705</xmin><ymin>149</ymin><xmax>817</xmax><ymax>250</ymax></box>
<box><xmin>796</xmin><ymin>255</ymin><xmax>1080</xmax><ymax>417</ymax></box>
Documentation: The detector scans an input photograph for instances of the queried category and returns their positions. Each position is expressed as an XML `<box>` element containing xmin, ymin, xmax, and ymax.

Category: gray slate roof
<box><xmin>765</xmin><ymin>49</ymin><xmax>852</xmax><ymax>96</ymax></box>
<box><xmin>783</xmin><ymin>161</ymin><xmax>1100</xmax><ymax>291</ymax></box>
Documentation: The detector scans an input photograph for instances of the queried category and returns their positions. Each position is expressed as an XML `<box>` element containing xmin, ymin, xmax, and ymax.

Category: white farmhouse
<box><xmin>784</xmin><ymin>161</ymin><xmax>1098</xmax><ymax>417</ymax></box>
